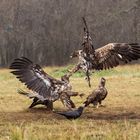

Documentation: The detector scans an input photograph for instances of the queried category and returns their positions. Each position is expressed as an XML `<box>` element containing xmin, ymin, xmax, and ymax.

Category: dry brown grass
<box><xmin>0</xmin><ymin>65</ymin><xmax>140</xmax><ymax>140</ymax></box>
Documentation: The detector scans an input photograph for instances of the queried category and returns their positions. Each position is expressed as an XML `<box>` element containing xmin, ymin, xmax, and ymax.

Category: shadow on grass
<box><xmin>83</xmin><ymin>111</ymin><xmax>140</xmax><ymax>120</ymax></box>
<box><xmin>0</xmin><ymin>106</ymin><xmax>140</xmax><ymax>122</ymax></box>
<box><xmin>83</xmin><ymin>106</ymin><xmax>140</xmax><ymax>120</ymax></box>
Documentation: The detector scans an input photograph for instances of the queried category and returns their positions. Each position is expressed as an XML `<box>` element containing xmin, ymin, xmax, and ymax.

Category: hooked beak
<box><xmin>70</xmin><ymin>51</ymin><xmax>79</xmax><ymax>58</ymax></box>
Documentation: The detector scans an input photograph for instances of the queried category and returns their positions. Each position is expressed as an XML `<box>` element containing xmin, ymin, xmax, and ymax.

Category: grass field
<box><xmin>0</xmin><ymin>64</ymin><xmax>140</xmax><ymax>140</ymax></box>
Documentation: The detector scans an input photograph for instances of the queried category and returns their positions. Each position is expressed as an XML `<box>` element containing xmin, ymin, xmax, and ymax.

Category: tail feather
<box><xmin>17</xmin><ymin>89</ymin><xmax>35</xmax><ymax>98</ymax></box>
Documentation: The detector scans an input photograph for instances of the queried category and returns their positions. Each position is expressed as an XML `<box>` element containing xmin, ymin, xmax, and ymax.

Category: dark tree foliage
<box><xmin>0</xmin><ymin>0</ymin><xmax>139</xmax><ymax>67</ymax></box>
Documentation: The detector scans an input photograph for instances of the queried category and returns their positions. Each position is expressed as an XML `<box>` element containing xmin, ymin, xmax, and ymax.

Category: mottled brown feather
<box><xmin>94</xmin><ymin>43</ymin><xmax>140</xmax><ymax>70</ymax></box>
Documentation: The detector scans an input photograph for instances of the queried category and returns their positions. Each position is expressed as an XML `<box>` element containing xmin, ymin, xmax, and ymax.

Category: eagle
<box><xmin>84</xmin><ymin>77</ymin><xmax>108</xmax><ymax>108</ymax></box>
<box><xmin>10</xmin><ymin>57</ymin><xmax>82</xmax><ymax>110</ymax></box>
<box><xmin>69</xmin><ymin>18</ymin><xmax>140</xmax><ymax>87</ymax></box>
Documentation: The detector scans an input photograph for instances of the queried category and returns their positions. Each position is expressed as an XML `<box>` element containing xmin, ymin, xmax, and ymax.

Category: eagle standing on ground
<box><xmin>10</xmin><ymin>57</ymin><xmax>82</xmax><ymax>110</ymax></box>
<box><xmin>69</xmin><ymin>18</ymin><xmax>140</xmax><ymax>87</ymax></box>
<box><xmin>84</xmin><ymin>77</ymin><xmax>108</xmax><ymax>108</ymax></box>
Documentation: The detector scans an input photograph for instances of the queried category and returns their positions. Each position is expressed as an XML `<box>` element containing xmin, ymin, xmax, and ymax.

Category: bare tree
<box><xmin>0</xmin><ymin>0</ymin><xmax>139</xmax><ymax>67</ymax></box>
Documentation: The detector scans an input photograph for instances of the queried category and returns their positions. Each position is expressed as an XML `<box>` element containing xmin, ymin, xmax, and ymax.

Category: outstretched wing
<box><xmin>94</xmin><ymin>43</ymin><xmax>140</xmax><ymax>70</ymax></box>
<box><xmin>10</xmin><ymin>57</ymin><xmax>63</xmax><ymax>101</ymax></box>
<box><xmin>82</xmin><ymin>17</ymin><xmax>95</xmax><ymax>56</ymax></box>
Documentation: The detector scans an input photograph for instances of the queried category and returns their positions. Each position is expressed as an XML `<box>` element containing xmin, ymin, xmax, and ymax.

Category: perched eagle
<box><xmin>84</xmin><ymin>77</ymin><xmax>108</xmax><ymax>108</ymax></box>
<box><xmin>10</xmin><ymin>57</ymin><xmax>81</xmax><ymax>110</ymax></box>
<box><xmin>69</xmin><ymin>18</ymin><xmax>140</xmax><ymax>87</ymax></box>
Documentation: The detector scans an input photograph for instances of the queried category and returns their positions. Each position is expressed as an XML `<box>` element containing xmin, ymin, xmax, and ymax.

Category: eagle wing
<box><xmin>99</xmin><ymin>88</ymin><xmax>108</xmax><ymax>101</ymax></box>
<box><xmin>82</xmin><ymin>17</ymin><xmax>95</xmax><ymax>55</ymax></box>
<box><xmin>94</xmin><ymin>43</ymin><xmax>140</xmax><ymax>70</ymax></box>
<box><xmin>10</xmin><ymin>57</ymin><xmax>63</xmax><ymax>101</ymax></box>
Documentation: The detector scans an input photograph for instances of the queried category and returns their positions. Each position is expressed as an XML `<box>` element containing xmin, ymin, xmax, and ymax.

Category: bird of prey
<box><xmin>69</xmin><ymin>17</ymin><xmax>140</xmax><ymax>87</ymax></box>
<box><xmin>10</xmin><ymin>57</ymin><xmax>80</xmax><ymax>110</ymax></box>
<box><xmin>84</xmin><ymin>77</ymin><xmax>108</xmax><ymax>108</ymax></box>
<box><xmin>55</xmin><ymin>106</ymin><xmax>84</xmax><ymax>119</ymax></box>
<box><xmin>10</xmin><ymin>57</ymin><xmax>69</xmax><ymax>102</ymax></box>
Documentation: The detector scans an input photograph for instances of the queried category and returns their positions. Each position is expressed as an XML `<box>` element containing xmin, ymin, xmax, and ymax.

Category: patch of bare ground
<box><xmin>0</xmin><ymin>106</ymin><xmax>139</xmax><ymax>124</ymax></box>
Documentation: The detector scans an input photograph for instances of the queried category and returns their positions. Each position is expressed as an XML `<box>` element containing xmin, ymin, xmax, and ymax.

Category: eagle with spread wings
<box><xmin>10</xmin><ymin>57</ymin><xmax>81</xmax><ymax>110</ymax></box>
<box><xmin>69</xmin><ymin>18</ymin><xmax>140</xmax><ymax>87</ymax></box>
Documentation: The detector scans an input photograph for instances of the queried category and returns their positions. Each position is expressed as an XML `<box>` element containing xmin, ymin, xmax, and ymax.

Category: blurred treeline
<box><xmin>0</xmin><ymin>0</ymin><xmax>140</xmax><ymax>67</ymax></box>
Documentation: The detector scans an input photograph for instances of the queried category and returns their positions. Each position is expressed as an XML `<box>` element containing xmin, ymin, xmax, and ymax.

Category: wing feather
<box><xmin>10</xmin><ymin>57</ymin><xmax>62</xmax><ymax>101</ymax></box>
<box><xmin>95</xmin><ymin>43</ymin><xmax>140</xmax><ymax>70</ymax></box>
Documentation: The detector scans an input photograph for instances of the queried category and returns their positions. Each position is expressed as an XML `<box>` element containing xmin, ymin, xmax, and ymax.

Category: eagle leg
<box><xmin>44</xmin><ymin>100</ymin><xmax>53</xmax><ymax>111</ymax></box>
<box><xmin>29</xmin><ymin>97</ymin><xmax>39</xmax><ymax>108</ymax></box>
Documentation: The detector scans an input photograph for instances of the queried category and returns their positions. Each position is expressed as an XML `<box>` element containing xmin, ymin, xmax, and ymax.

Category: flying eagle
<box><xmin>84</xmin><ymin>77</ymin><xmax>108</xmax><ymax>108</ymax></box>
<box><xmin>10</xmin><ymin>57</ymin><xmax>81</xmax><ymax>110</ymax></box>
<box><xmin>69</xmin><ymin>18</ymin><xmax>140</xmax><ymax>87</ymax></box>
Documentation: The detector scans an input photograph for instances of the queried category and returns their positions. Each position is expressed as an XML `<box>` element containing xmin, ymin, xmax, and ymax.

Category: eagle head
<box><xmin>70</xmin><ymin>50</ymin><xmax>83</xmax><ymax>58</ymax></box>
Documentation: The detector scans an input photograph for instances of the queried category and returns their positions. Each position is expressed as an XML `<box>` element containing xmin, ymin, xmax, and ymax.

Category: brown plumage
<box><xmin>10</xmin><ymin>57</ymin><xmax>84</xmax><ymax>110</ymax></box>
<box><xmin>10</xmin><ymin>57</ymin><xmax>78</xmax><ymax>110</ymax></box>
<box><xmin>10</xmin><ymin>57</ymin><xmax>67</xmax><ymax>102</ymax></box>
<box><xmin>84</xmin><ymin>77</ymin><xmax>108</xmax><ymax>107</ymax></box>
<box><xmin>10</xmin><ymin>57</ymin><xmax>71</xmax><ymax>101</ymax></box>
<box><xmin>69</xmin><ymin>18</ymin><xmax>140</xmax><ymax>86</ymax></box>
<box><xmin>71</xmin><ymin>43</ymin><xmax>140</xmax><ymax>70</ymax></box>
<box><xmin>60</xmin><ymin>92</ymin><xmax>76</xmax><ymax>109</ymax></box>
<box><xmin>60</xmin><ymin>91</ymin><xmax>85</xmax><ymax>109</ymax></box>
